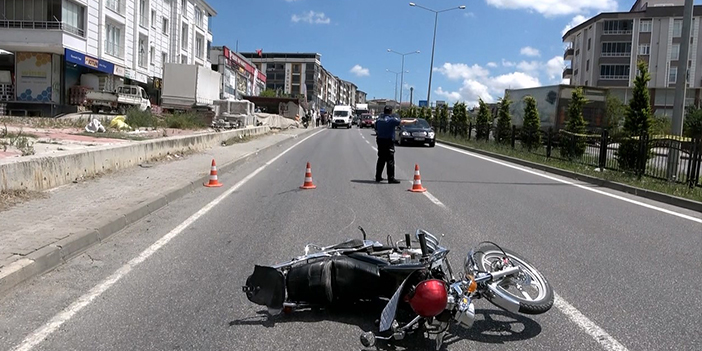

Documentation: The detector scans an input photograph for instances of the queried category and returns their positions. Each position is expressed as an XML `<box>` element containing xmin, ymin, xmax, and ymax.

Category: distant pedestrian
<box><xmin>375</xmin><ymin>106</ymin><xmax>416</xmax><ymax>183</ymax></box>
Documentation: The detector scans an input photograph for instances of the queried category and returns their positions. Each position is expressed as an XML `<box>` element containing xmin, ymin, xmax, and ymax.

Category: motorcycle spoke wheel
<box><xmin>475</xmin><ymin>245</ymin><xmax>554</xmax><ymax>315</ymax></box>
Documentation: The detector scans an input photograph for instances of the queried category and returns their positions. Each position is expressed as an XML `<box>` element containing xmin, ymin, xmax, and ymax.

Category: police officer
<box><xmin>375</xmin><ymin>106</ymin><xmax>416</xmax><ymax>183</ymax></box>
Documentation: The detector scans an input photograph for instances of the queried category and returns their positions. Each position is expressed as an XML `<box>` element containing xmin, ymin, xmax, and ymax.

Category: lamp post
<box><xmin>388</xmin><ymin>49</ymin><xmax>420</xmax><ymax>109</ymax></box>
<box><xmin>386</xmin><ymin>69</ymin><xmax>408</xmax><ymax>103</ymax></box>
<box><xmin>409</xmin><ymin>2</ymin><xmax>465</xmax><ymax>106</ymax></box>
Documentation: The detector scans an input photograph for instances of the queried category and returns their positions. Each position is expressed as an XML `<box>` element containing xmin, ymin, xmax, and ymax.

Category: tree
<box><xmin>260</xmin><ymin>89</ymin><xmax>277</xmax><ymax>97</ymax></box>
<box><xmin>476</xmin><ymin>98</ymin><xmax>491</xmax><ymax>140</ymax></box>
<box><xmin>604</xmin><ymin>92</ymin><xmax>625</xmax><ymax>132</ymax></box>
<box><xmin>451</xmin><ymin>102</ymin><xmax>469</xmax><ymax>137</ymax></box>
<box><xmin>438</xmin><ymin>104</ymin><xmax>449</xmax><ymax>132</ymax></box>
<box><xmin>618</xmin><ymin>60</ymin><xmax>653</xmax><ymax>171</ymax></box>
<box><xmin>425</xmin><ymin>106</ymin><xmax>434</xmax><ymax>125</ymax></box>
<box><xmin>560</xmin><ymin>87</ymin><xmax>588</xmax><ymax>159</ymax></box>
<box><xmin>684</xmin><ymin>105</ymin><xmax>702</xmax><ymax>138</ymax></box>
<box><xmin>520</xmin><ymin>96</ymin><xmax>542</xmax><ymax>150</ymax></box>
<box><xmin>495</xmin><ymin>92</ymin><xmax>513</xmax><ymax>144</ymax></box>
<box><xmin>418</xmin><ymin>106</ymin><xmax>427</xmax><ymax>119</ymax></box>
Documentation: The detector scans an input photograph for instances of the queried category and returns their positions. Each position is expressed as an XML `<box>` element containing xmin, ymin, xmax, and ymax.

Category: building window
<box><xmin>671</xmin><ymin>44</ymin><xmax>680</xmax><ymax>60</ymax></box>
<box><xmin>62</xmin><ymin>0</ymin><xmax>86</xmax><ymax>37</ymax></box>
<box><xmin>151</xmin><ymin>10</ymin><xmax>156</xmax><ymax>28</ymax></box>
<box><xmin>195</xmin><ymin>35</ymin><xmax>204</xmax><ymax>59</ymax></box>
<box><xmin>669</xmin><ymin>66</ymin><xmax>678</xmax><ymax>82</ymax></box>
<box><xmin>640</xmin><ymin>19</ymin><xmax>652</xmax><ymax>32</ymax></box>
<box><xmin>673</xmin><ymin>19</ymin><xmax>682</xmax><ymax>37</ymax></box>
<box><xmin>162</xmin><ymin>52</ymin><xmax>168</xmax><ymax>65</ymax></box>
<box><xmin>181</xmin><ymin>0</ymin><xmax>187</xmax><ymax>15</ymax></box>
<box><xmin>587</xmin><ymin>38</ymin><xmax>591</xmax><ymax>50</ymax></box>
<box><xmin>138</xmin><ymin>36</ymin><xmax>148</xmax><ymax>67</ymax></box>
<box><xmin>181</xmin><ymin>54</ymin><xmax>187</xmax><ymax>64</ymax></box>
<box><xmin>600</xmin><ymin>64</ymin><xmax>630</xmax><ymax>79</ymax></box>
<box><xmin>105</xmin><ymin>22</ymin><xmax>123</xmax><ymax>58</ymax></box>
<box><xmin>603</xmin><ymin>20</ymin><xmax>632</xmax><ymax>34</ymax></box>
<box><xmin>181</xmin><ymin>23</ymin><xmax>189</xmax><ymax>50</ymax></box>
<box><xmin>586</xmin><ymin>59</ymin><xmax>590</xmax><ymax>71</ymax></box>
<box><xmin>162</xmin><ymin>17</ymin><xmax>169</xmax><ymax>34</ymax></box>
<box><xmin>139</xmin><ymin>0</ymin><xmax>148</xmax><ymax>27</ymax></box>
<box><xmin>601</xmin><ymin>42</ymin><xmax>632</xmax><ymax>57</ymax></box>
<box><xmin>638</xmin><ymin>44</ymin><xmax>650</xmax><ymax>55</ymax></box>
<box><xmin>195</xmin><ymin>6</ymin><xmax>203</xmax><ymax>28</ymax></box>
<box><xmin>150</xmin><ymin>46</ymin><xmax>155</xmax><ymax>65</ymax></box>
<box><xmin>106</xmin><ymin>0</ymin><xmax>124</xmax><ymax>15</ymax></box>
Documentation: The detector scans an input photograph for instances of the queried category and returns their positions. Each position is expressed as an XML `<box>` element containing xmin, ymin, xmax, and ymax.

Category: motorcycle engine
<box><xmin>453</xmin><ymin>296</ymin><xmax>475</xmax><ymax>328</ymax></box>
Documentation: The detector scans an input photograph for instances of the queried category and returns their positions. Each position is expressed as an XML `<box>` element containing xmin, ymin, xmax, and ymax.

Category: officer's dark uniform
<box><xmin>375</xmin><ymin>107</ymin><xmax>402</xmax><ymax>183</ymax></box>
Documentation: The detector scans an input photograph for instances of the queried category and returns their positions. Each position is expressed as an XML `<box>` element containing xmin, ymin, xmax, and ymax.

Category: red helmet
<box><xmin>407</xmin><ymin>279</ymin><xmax>448</xmax><ymax>318</ymax></box>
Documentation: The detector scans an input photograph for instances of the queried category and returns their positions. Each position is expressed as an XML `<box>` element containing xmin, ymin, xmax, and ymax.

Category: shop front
<box><xmin>221</xmin><ymin>46</ymin><xmax>261</xmax><ymax>99</ymax></box>
<box><xmin>0</xmin><ymin>50</ymin><xmax>65</xmax><ymax>116</ymax></box>
<box><xmin>64</xmin><ymin>48</ymin><xmax>125</xmax><ymax>109</ymax></box>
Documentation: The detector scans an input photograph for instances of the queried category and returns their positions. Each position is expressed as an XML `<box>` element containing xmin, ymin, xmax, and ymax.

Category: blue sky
<box><xmin>206</xmin><ymin>0</ymin><xmax>695</xmax><ymax>106</ymax></box>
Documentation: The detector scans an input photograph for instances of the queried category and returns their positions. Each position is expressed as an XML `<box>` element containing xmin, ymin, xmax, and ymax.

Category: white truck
<box><xmin>161</xmin><ymin>63</ymin><xmax>221</xmax><ymax>112</ymax></box>
<box><xmin>332</xmin><ymin>105</ymin><xmax>353</xmax><ymax>129</ymax></box>
<box><xmin>85</xmin><ymin>85</ymin><xmax>151</xmax><ymax>114</ymax></box>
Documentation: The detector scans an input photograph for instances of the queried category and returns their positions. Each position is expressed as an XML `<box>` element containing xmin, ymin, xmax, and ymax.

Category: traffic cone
<box><xmin>300</xmin><ymin>162</ymin><xmax>317</xmax><ymax>189</ymax></box>
<box><xmin>409</xmin><ymin>164</ymin><xmax>427</xmax><ymax>193</ymax></box>
<box><xmin>204</xmin><ymin>159</ymin><xmax>223</xmax><ymax>187</ymax></box>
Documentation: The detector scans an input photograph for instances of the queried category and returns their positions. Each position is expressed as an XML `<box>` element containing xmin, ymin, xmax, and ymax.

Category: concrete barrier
<box><xmin>0</xmin><ymin>126</ymin><xmax>269</xmax><ymax>192</ymax></box>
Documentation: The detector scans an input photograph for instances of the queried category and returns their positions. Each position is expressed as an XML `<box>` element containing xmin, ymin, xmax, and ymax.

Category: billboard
<box><xmin>15</xmin><ymin>52</ymin><xmax>53</xmax><ymax>102</ymax></box>
<box><xmin>418</xmin><ymin>100</ymin><xmax>428</xmax><ymax>107</ymax></box>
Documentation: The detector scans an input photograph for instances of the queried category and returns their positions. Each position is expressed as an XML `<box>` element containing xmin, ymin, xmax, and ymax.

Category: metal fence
<box><xmin>435</xmin><ymin>120</ymin><xmax>702</xmax><ymax>189</ymax></box>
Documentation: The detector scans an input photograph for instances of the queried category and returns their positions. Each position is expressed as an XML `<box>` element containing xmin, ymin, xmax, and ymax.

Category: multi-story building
<box><xmin>563</xmin><ymin>0</ymin><xmax>702</xmax><ymax>116</ymax></box>
<box><xmin>356</xmin><ymin>90</ymin><xmax>367</xmax><ymax>105</ymax></box>
<box><xmin>209</xmin><ymin>46</ymin><xmax>266</xmax><ymax>99</ymax></box>
<box><xmin>241</xmin><ymin>52</ymin><xmax>365</xmax><ymax>112</ymax></box>
<box><xmin>0</xmin><ymin>0</ymin><xmax>215</xmax><ymax>116</ymax></box>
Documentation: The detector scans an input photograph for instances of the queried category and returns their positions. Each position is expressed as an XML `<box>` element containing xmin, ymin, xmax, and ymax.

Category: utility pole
<box><xmin>410</xmin><ymin>87</ymin><xmax>414</xmax><ymax>107</ymax></box>
<box><xmin>667</xmin><ymin>0</ymin><xmax>694</xmax><ymax>180</ymax></box>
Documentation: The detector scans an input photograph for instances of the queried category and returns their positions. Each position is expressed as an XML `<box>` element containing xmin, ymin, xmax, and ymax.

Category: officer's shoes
<box><xmin>388</xmin><ymin>179</ymin><xmax>401</xmax><ymax>184</ymax></box>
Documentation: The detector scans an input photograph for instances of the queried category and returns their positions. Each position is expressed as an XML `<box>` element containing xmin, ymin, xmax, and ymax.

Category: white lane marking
<box><xmin>555</xmin><ymin>293</ymin><xmax>629</xmax><ymax>351</ymax></box>
<box><xmin>11</xmin><ymin>129</ymin><xmax>326</xmax><ymax>351</ymax></box>
<box><xmin>365</xmin><ymin>140</ymin><xmax>370</xmax><ymax>145</ymax></box>
<box><xmin>438</xmin><ymin>143</ymin><xmax>702</xmax><ymax>223</ymax></box>
<box><xmin>408</xmin><ymin>181</ymin><xmax>446</xmax><ymax>208</ymax></box>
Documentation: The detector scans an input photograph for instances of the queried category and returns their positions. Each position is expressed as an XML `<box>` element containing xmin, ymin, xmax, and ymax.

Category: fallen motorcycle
<box><xmin>242</xmin><ymin>227</ymin><xmax>554</xmax><ymax>350</ymax></box>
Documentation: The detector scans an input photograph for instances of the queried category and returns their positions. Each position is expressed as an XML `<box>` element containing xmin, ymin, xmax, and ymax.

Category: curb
<box><xmin>438</xmin><ymin>139</ymin><xmax>702</xmax><ymax>213</ymax></box>
<box><xmin>0</xmin><ymin>127</ymin><xmax>322</xmax><ymax>296</ymax></box>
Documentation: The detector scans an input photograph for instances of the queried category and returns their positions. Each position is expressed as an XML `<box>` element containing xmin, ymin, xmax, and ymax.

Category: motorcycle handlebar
<box><xmin>418</xmin><ymin>232</ymin><xmax>429</xmax><ymax>258</ymax></box>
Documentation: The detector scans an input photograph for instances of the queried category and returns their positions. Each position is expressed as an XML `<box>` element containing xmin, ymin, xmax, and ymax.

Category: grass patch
<box><xmin>438</xmin><ymin>133</ymin><xmax>702</xmax><ymax>203</ymax></box>
<box><xmin>164</xmin><ymin>112</ymin><xmax>206</xmax><ymax>129</ymax></box>
<box><xmin>222</xmin><ymin>134</ymin><xmax>253</xmax><ymax>146</ymax></box>
<box><xmin>124</xmin><ymin>108</ymin><xmax>159</xmax><ymax>128</ymax></box>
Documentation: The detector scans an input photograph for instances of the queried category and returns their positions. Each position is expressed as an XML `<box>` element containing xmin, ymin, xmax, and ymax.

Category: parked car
<box><xmin>394</xmin><ymin>118</ymin><xmax>435</xmax><ymax>147</ymax></box>
<box><xmin>359</xmin><ymin>114</ymin><xmax>374</xmax><ymax>128</ymax></box>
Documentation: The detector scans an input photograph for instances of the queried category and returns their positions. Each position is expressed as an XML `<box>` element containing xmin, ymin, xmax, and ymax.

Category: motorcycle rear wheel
<box><xmin>474</xmin><ymin>244</ymin><xmax>554</xmax><ymax>315</ymax></box>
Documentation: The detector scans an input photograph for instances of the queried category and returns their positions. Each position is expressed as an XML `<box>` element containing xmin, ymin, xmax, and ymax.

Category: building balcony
<box><xmin>564</xmin><ymin>48</ymin><xmax>574</xmax><ymax>60</ymax></box>
<box><xmin>0</xmin><ymin>21</ymin><xmax>88</xmax><ymax>54</ymax></box>
<box><xmin>0</xmin><ymin>19</ymin><xmax>84</xmax><ymax>37</ymax></box>
<box><xmin>563</xmin><ymin>68</ymin><xmax>573</xmax><ymax>79</ymax></box>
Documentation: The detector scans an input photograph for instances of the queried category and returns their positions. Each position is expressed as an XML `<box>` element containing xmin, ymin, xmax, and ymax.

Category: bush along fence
<box><xmin>435</xmin><ymin>120</ymin><xmax>702</xmax><ymax>189</ymax></box>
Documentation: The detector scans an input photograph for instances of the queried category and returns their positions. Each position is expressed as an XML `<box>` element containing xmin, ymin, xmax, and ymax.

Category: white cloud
<box><xmin>350</xmin><ymin>64</ymin><xmax>370</xmax><ymax>77</ymax></box>
<box><xmin>517</xmin><ymin>60</ymin><xmax>541</xmax><ymax>72</ymax></box>
<box><xmin>502</xmin><ymin>59</ymin><xmax>515</xmax><ymax>67</ymax></box>
<box><xmin>520</xmin><ymin>46</ymin><xmax>541</xmax><ymax>57</ymax></box>
<box><xmin>562</xmin><ymin>15</ymin><xmax>588</xmax><ymax>36</ymax></box>
<box><xmin>546</xmin><ymin>56</ymin><xmax>565</xmax><ymax>80</ymax></box>
<box><xmin>486</xmin><ymin>62</ymin><xmax>498</xmax><ymax>68</ymax></box>
<box><xmin>486</xmin><ymin>0</ymin><xmax>617</xmax><ymax>17</ymax></box>
<box><xmin>291</xmin><ymin>11</ymin><xmax>330</xmax><ymax>24</ymax></box>
<box><xmin>435</xmin><ymin>63</ymin><xmax>490</xmax><ymax>81</ymax></box>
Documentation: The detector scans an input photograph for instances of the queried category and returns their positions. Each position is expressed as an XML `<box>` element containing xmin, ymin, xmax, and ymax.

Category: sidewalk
<box><xmin>0</xmin><ymin>126</ymin><xmax>322</xmax><ymax>295</ymax></box>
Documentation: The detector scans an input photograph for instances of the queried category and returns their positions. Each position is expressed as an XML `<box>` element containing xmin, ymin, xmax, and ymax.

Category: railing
<box><xmin>600</xmin><ymin>74</ymin><xmax>630</xmax><ymax>80</ymax></box>
<box><xmin>0</xmin><ymin>19</ymin><xmax>84</xmax><ymax>36</ymax></box>
<box><xmin>601</xmin><ymin>52</ymin><xmax>631</xmax><ymax>57</ymax></box>
<box><xmin>439</xmin><ymin>120</ymin><xmax>702</xmax><ymax>189</ymax></box>
<box><xmin>603</xmin><ymin>29</ymin><xmax>632</xmax><ymax>35</ymax></box>
<box><xmin>104</xmin><ymin>40</ymin><xmax>124</xmax><ymax>58</ymax></box>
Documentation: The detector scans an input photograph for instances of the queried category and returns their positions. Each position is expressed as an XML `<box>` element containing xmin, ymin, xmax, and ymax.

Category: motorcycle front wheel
<box><xmin>474</xmin><ymin>244</ymin><xmax>554</xmax><ymax>315</ymax></box>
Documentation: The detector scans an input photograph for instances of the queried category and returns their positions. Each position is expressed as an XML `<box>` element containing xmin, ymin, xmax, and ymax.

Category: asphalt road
<box><xmin>0</xmin><ymin>126</ymin><xmax>700</xmax><ymax>351</ymax></box>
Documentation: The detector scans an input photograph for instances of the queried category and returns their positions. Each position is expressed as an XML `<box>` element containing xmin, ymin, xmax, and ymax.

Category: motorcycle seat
<box><xmin>329</xmin><ymin>238</ymin><xmax>365</xmax><ymax>250</ymax></box>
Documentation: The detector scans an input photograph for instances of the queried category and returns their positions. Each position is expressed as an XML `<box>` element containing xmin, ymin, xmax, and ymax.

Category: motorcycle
<box><xmin>242</xmin><ymin>227</ymin><xmax>554</xmax><ymax>350</ymax></box>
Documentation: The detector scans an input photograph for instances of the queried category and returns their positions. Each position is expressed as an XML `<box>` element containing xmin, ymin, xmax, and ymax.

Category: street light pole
<box><xmin>410</xmin><ymin>2</ymin><xmax>465</xmax><ymax>105</ymax></box>
<box><xmin>386</xmin><ymin>69</ymin><xmax>406</xmax><ymax>103</ymax></box>
<box><xmin>388</xmin><ymin>49</ymin><xmax>420</xmax><ymax>110</ymax></box>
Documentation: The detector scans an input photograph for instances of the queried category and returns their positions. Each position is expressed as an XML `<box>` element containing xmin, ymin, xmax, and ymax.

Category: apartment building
<box><xmin>209</xmin><ymin>46</ymin><xmax>266</xmax><ymax>99</ymax></box>
<box><xmin>563</xmin><ymin>0</ymin><xmax>702</xmax><ymax>116</ymax></box>
<box><xmin>356</xmin><ymin>90</ymin><xmax>367</xmax><ymax>104</ymax></box>
<box><xmin>0</xmin><ymin>0</ymin><xmax>215</xmax><ymax>116</ymax></box>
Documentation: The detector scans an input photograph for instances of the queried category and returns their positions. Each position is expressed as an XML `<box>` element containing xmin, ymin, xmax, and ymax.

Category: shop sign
<box><xmin>65</xmin><ymin>48</ymin><xmax>114</xmax><ymax>75</ymax></box>
<box><xmin>113</xmin><ymin>65</ymin><xmax>125</xmax><ymax>77</ymax></box>
<box><xmin>15</xmin><ymin>52</ymin><xmax>53</xmax><ymax>102</ymax></box>
<box><xmin>124</xmin><ymin>68</ymin><xmax>148</xmax><ymax>83</ymax></box>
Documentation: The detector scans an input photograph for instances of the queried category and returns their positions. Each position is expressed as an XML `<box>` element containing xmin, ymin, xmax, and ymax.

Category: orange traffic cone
<box><xmin>204</xmin><ymin>159</ymin><xmax>223</xmax><ymax>187</ymax></box>
<box><xmin>300</xmin><ymin>162</ymin><xmax>317</xmax><ymax>189</ymax></box>
<box><xmin>409</xmin><ymin>164</ymin><xmax>427</xmax><ymax>193</ymax></box>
